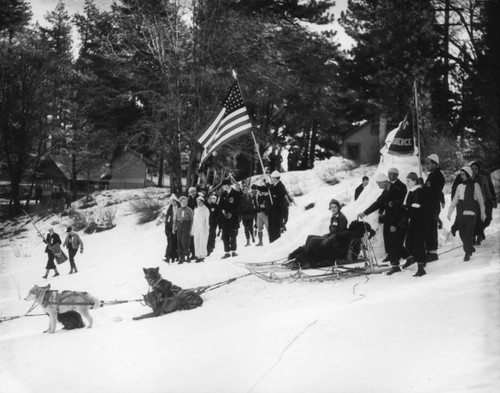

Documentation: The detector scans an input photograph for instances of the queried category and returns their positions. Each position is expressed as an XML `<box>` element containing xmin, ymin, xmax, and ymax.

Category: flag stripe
<box><xmin>198</xmin><ymin>80</ymin><xmax>252</xmax><ymax>163</ymax></box>
<box><xmin>207</xmin><ymin>122</ymin><xmax>253</xmax><ymax>154</ymax></box>
<box><xmin>197</xmin><ymin>109</ymin><xmax>225</xmax><ymax>146</ymax></box>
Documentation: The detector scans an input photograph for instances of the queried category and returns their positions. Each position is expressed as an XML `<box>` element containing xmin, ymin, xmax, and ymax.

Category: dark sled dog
<box><xmin>133</xmin><ymin>267</ymin><xmax>203</xmax><ymax>320</ymax></box>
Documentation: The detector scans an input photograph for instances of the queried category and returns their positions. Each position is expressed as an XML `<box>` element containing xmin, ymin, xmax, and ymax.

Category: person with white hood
<box><xmin>447</xmin><ymin>166</ymin><xmax>486</xmax><ymax>262</ymax></box>
<box><xmin>191</xmin><ymin>195</ymin><xmax>210</xmax><ymax>262</ymax></box>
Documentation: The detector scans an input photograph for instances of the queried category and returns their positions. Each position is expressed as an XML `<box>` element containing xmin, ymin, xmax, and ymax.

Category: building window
<box><xmin>347</xmin><ymin>143</ymin><xmax>360</xmax><ymax>160</ymax></box>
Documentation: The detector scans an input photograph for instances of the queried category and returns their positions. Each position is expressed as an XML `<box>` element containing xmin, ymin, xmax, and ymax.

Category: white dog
<box><xmin>25</xmin><ymin>284</ymin><xmax>100</xmax><ymax>333</ymax></box>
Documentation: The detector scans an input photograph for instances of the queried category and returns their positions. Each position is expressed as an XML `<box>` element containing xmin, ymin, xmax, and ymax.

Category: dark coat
<box><xmin>165</xmin><ymin>205</ymin><xmax>175</xmax><ymax>234</ymax></box>
<box><xmin>354</xmin><ymin>184</ymin><xmax>365</xmax><ymax>200</ymax></box>
<box><xmin>423</xmin><ymin>169</ymin><xmax>445</xmax><ymax>219</ymax></box>
<box><xmin>289</xmin><ymin>221</ymin><xmax>375</xmax><ymax>269</ymax></box>
<box><xmin>207</xmin><ymin>202</ymin><xmax>221</xmax><ymax>228</ymax></box>
<box><xmin>329</xmin><ymin>212</ymin><xmax>348</xmax><ymax>235</ymax></box>
<box><xmin>240</xmin><ymin>193</ymin><xmax>256</xmax><ymax>219</ymax></box>
<box><xmin>45</xmin><ymin>232</ymin><xmax>61</xmax><ymax>253</ymax></box>
<box><xmin>218</xmin><ymin>188</ymin><xmax>241</xmax><ymax>229</ymax></box>
<box><xmin>364</xmin><ymin>179</ymin><xmax>407</xmax><ymax>227</ymax></box>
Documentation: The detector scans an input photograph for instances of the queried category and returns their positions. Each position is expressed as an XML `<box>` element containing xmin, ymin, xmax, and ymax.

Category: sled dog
<box><xmin>133</xmin><ymin>267</ymin><xmax>202</xmax><ymax>320</ymax></box>
<box><xmin>24</xmin><ymin>284</ymin><xmax>99</xmax><ymax>333</ymax></box>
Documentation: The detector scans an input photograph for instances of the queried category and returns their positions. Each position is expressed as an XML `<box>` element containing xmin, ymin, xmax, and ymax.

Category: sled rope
<box><xmin>192</xmin><ymin>273</ymin><xmax>253</xmax><ymax>295</ymax></box>
<box><xmin>0</xmin><ymin>301</ymin><xmax>45</xmax><ymax>323</ymax></box>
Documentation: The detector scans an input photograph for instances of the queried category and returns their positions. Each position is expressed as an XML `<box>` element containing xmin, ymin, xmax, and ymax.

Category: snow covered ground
<box><xmin>1</xmin><ymin>156</ymin><xmax>499</xmax><ymax>393</ymax></box>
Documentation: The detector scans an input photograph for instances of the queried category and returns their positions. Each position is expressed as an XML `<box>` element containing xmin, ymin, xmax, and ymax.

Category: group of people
<box><xmin>41</xmin><ymin>226</ymin><xmax>84</xmax><ymax>278</ymax></box>
<box><xmin>163</xmin><ymin>170</ymin><xmax>292</xmax><ymax>264</ymax></box>
<box><xmin>356</xmin><ymin>154</ymin><xmax>496</xmax><ymax>277</ymax></box>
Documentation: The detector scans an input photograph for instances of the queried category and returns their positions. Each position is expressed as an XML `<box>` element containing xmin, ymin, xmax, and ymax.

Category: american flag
<box><xmin>197</xmin><ymin>81</ymin><xmax>252</xmax><ymax>161</ymax></box>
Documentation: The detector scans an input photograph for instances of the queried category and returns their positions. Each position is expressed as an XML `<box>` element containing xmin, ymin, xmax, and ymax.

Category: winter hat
<box><xmin>470</xmin><ymin>160</ymin><xmax>482</xmax><ymax>170</ymax></box>
<box><xmin>329</xmin><ymin>199</ymin><xmax>341</xmax><ymax>210</ymax></box>
<box><xmin>169</xmin><ymin>194</ymin><xmax>179</xmax><ymax>204</ymax></box>
<box><xmin>375</xmin><ymin>173</ymin><xmax>389</xmax><ymax>182</ymax></box>
<box><xmin>270</xmin><ymin>170</ymin><xmax>281</xmax><ymax>178</ymax></box>
<box><xmin>196</xmin><ymin>195</ymin><xmax>205</xmax><ymax>202</ymax></box>
<box><xmin>461</xmin><ymin>166</ymin><xmax>473</xmax><ymax>178</ymax></box>
<box><xmin>406</xmin><ymin>172</ymin><xmax>419</xmax><ymax>182</ymax></box>
<box><xmin>427</xmin><ymin>154</ymin><xmax>439</xmax><ymax>165</ymax></box>
<box><xmin>387</xmin><ymin>167</ymin><xmax>399</xmax><ymax>175</ymax></box>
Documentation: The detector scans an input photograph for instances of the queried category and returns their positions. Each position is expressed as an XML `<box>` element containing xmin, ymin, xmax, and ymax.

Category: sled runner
<box><xmin>238</xmin><ymin>222</ymin><xmax>391</xmax><ymax>283</ymax></box>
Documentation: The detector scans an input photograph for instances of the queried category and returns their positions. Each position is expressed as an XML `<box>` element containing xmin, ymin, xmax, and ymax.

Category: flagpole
<box><xmin>414</xmin><ymin>80</ymin><xmax>422</xmax><ymax>177</ymax></box>
<box><xmin>232</xmin><ymin>70</ymin><xmax>267</xmax><ymax>176</ymax></box>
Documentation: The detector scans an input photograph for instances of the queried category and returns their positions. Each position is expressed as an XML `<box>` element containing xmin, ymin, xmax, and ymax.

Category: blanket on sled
<box><xmin>288</xmin><ymin>221</ymin><xmax>375</xmax><ymax>269</ymax></box>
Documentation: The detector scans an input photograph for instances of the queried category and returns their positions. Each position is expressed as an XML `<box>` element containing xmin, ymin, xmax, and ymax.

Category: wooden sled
<box><xmin>239</xmin><ymin>230</ymin><xmax>391</xmax><ymax>283</ymax></box>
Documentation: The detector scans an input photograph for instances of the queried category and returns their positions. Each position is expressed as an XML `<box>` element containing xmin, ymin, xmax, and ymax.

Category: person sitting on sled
<box><xmin>288</xmin><ymin>199</ymin><xmax>348</xmax><ymax>268</ymax></box>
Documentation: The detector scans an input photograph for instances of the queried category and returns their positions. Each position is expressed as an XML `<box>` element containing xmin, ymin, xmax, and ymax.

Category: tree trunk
<box><xmin>157</xmin><ymin>154</ymin><xmax>164</xmax><ymax>187</ymax></box>
<box><xmin>71</xmin><ymin>154</ymin><xmax>78</xmax><ymax>202</ymax></box>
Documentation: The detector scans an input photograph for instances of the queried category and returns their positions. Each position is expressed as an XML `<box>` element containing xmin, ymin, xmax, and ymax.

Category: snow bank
<box><xmin>1</xmin><ymin>150</ymin><xmax>499</xmax><ymax>393</ymax></box>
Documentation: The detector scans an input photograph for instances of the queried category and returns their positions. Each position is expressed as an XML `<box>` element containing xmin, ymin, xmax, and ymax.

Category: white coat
<box><xmin>192</xmin><ymin>204</ymin><xmax>210</xmax><ymax>258</ymax></box>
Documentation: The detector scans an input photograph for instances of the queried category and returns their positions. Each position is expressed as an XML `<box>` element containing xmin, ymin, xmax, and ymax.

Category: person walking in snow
<box><xmin>63</xmin><ymin>226</ymin><xmax>84</xmax><ymax>274</ymax></box>
<box><xmin>447</xmin><ymin>167</ymin><xmax>486</xmax><ymax>261</ymax></box>
<box><xmin>164</xmin><ymin>195</ymin><xmax>180</xmax><ymax>262</ymax></box>
<box><xmin>470</xmin><ymin>161</ymin><xmax>496</xmax><ymax>245</ymax></box>
<box><xmin>422</xmin><ymin>154</ymin><xmax>445</xmax><ymax>262</ymax></box>
<box><xmin>358</xmin><ymin>168</ymin><xmax>408</xmax><ymax>270</ymax></box>
<box><xmin>241</xmin><ymin>184</ymin><xmax>256</xmax><ymax>246</ymax></box>
<box><xmin>192</xmin><ymin>196</ymin><xmax>210</xmax><ymax>262</ymax></box>
<box><xmin>400</xmin><ymin>173</ymin><xmax>429</xmax><ymax>277</ymax></box>
<box><xmin>218</xmin><ymin>179</ymin><xmax>241</xmax><ymax>258</ymax></box>
<box><xmin>175</xmin><ymin>196</ymin><xmax>194</xmax><ymax>264</ymax></box>
<box><xmin>42</xmin><ymin>228</ymin><xmax>61</xmax><ymax>278</ymax></box>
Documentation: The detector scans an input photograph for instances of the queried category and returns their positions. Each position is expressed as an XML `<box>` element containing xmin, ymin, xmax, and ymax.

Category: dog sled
<box><xmin>133</xmin><ymin>268</ymin><xmax>251</xmax><ymax>320</ymax></box>
<box><xmin>237</xmin><ymin>222</ymin><xmax>391</xmax><ymax>283</ymax></box>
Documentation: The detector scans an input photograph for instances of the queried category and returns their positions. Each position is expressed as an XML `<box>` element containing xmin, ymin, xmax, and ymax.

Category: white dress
<box><xmin>192</xmin><ymin>205</ymin><xmax>210</xmax><ymax>258</ymax></box>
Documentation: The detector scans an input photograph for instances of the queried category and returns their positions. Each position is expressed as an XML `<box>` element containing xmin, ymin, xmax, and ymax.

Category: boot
<box><xmin>245</xmin><ymin>239</ymin><xmax>251</xmax><ymax>247</ymax></box>
<box><xmin>386</xmin><ymin>266</ymin><xmax>401</xmax><ymax>276</ymax></box>
<box><xmin>464</xmin><ymin>253</ymin><xmax>471</xmax><ymax>262</ymax></box>
<box><xmin>178</xmin><ymin>256</ymin><xmax>185</xmax><ymax>265</ymax></box>
<box><xmin>69</xmin><ymin>269</ymin><xmax>74</xmax><ymax>274</ymax></box>
<box><xmin>413</xmin><ymin>264</ymin><xmax>426</xmax><ymax>277</ymax></box>
<box><xmin>74</xmin><ymin>268</ymin><xmax>78</xmax><ymax>273</ymax></box>
<box><xmin>53</xmin><ymin>271</ymin><xmax>60</xmax><ymax>277</ymax></box>
<box><xmin>402</xmin><ymin>256</ymin><xmax>415</xmax><ymax>269</ymax></box>
<box><xmin>42</xmin><ymin>272</ymin><xmax>48</xmax><ymax>279</ymax></box>
<box><xmin>251</xmin><ymin>234</ymin><xmax>255</xmax><ymax>243</ymax></box>
<box><xmin>381</xmin><ymin>255</ymin><xmax>390</xmax><ymax>263</ymax></box>
<box><xmin>232</xmin><ymin>251</ymin><xmax>238</xmax><ymax>257</ymax></box>
<box><xmin>221</xmin><ymin>253</ymin><xmax>231</xmax><ymax>259</ymax></box>
<box><xmin>425</xmin><ymin>253</ymin><xmax>439</xmax><ymax>263</ymax></box>
<box><xmin>256</xmin><ymin>232</ymin><xmax>263</xmax><ymax>246</ymax></box>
